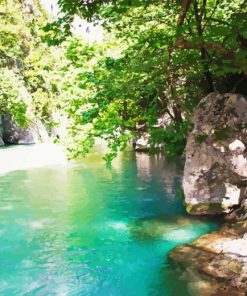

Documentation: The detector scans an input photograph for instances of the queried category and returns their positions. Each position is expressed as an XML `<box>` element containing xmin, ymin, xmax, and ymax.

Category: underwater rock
<box><xmin>183</xmin><ymin>93</ymin><xmax>247</xmax><ymax>215</ymax></box>
<box><xmin>169</xmin><ymin>220</ymin><xmax>247</xmax><ymax>295</ymax></box>
<box><xmin>129</xmin><ymin>215</ymin><xmax>209</xmax><ymax>242</ymax></box>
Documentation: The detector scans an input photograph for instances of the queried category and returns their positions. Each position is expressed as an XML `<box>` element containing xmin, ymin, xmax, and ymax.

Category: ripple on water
<box><xmin>108</xmin><ymin>221</ymin><xmax>129</xmax><ymax>231</ymax></box>
<box><xmin>0</xmin><ymin>146</ymin><xmax>219</xmax><ymax>296</ymax></box>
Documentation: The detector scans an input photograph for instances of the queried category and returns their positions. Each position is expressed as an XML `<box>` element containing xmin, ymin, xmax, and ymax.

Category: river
<box><xmin>0</xmin><ymin>144</ymin><xmax>219</xmax><ymax>295</ymax></box>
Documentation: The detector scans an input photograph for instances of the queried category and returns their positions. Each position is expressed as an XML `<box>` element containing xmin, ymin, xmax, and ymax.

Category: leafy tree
<box><xmin>53</xmin><ymin>0</ymin><xmax>246</xmax><ymax>161</ymax></box>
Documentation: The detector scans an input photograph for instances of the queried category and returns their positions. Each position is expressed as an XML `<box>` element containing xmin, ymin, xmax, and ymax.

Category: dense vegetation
<box><xmin>53</xmin><ymin>0</ymin><xmax>247</xmax><ymax>161</ymax></box>
<box><xmin>1</xmin><ymin>0</ymin><xmax>247</xmax><ymax>161</ymax></box>
<box><xmin>0</xmin><ymin>0</ymin><xmax>74</xmax><ymax>136</ymax></box>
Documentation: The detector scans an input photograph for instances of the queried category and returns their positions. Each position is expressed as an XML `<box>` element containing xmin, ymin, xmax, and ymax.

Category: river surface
<box><xmin>0</xmin><ymin>144</ymin><xmax>219</xmax><ymax>296</ymax></box>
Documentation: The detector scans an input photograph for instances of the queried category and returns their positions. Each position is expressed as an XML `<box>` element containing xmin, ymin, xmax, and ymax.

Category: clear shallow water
<box><xmin>0</xmin><ymin>145</ymin><xmax>219</xmax><ymax>296</ymax></box>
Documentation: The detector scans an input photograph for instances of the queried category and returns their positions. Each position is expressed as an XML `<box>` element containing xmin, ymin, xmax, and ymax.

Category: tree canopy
<box><xmin>53</xmin><ymin>0</ymin><xmax>247</xmax><ymax>161</ymax></box>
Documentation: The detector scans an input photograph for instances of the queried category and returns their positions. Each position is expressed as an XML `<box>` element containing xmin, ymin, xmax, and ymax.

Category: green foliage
<box><xmin>42</xmin><ymin>17</ymin><xmax>72</xmax><ymax>46</ymax></box>
<box><xmin>53</xmin><ymin>0</ymin><xmax>246</xmax><ymax>161</ymax></box>
<box><xmin>149</xmin><ymin>121</ymin><xmax>192</xmax><ymax>158</ymax></box>
<box><xmin>213</xmin><ymin>127</ymin><xmax>231</xmax><ymax>141</ymax></box>
<box><xmin>0</xmin><ymin>69</ymin><xmax>27</xmax><ymax>126</ymax></box>
<box><xmin>0</xmin><ymin>0</ymin><xmax>67</xmax><ymax>132</ymax></box>
<box><xmin>0</xmin><ymin>1</ymin><xmax>26</xmax><ymax>67</ymax></box>
<box><xmin>196</xmin><ymin>134</ymin><xmax>208</xmax><ymax>143</ymax></box>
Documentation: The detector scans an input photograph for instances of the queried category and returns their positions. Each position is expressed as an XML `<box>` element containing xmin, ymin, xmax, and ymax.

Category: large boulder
<box><xmin>169</xmin><ymin>221</ymin><xmax>247</xmax><ymax>296</ymax></box>
<box><xmin>184</xmin><ymin>93</ymin><xmax>247</xmax><ymax>215</ymax></box>
<box><xmin>2</xmin><ymin>114</ymin><xmax>49</xmax><ymax>145</ymax></box>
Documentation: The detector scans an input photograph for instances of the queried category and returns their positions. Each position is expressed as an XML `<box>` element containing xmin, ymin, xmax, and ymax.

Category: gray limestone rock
<box><xmin>183</xmin><ymin>93</ymin><xmax>247</xmax><ymax>215</ymax></box>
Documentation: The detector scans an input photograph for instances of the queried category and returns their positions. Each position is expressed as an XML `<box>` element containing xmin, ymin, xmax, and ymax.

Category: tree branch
<box><xmin>177</xmin><ymin>0</ymin><xmax>192</xmax><ymax>26</ymax></box>
<box><xmin>175</xmin><ymin>36</ymin><xmax>236</xmax><ymax>60</ymax></box>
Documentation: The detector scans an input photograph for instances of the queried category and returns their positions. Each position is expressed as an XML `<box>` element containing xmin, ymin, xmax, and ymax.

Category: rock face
<box><xmin>169</xmin><ymin>221</ymin><xmax>247</xmax><ymax>296</ymax></box>
<box><xmin>0</xmin><ymin>111</ymin><xmax>70</xmax><ymax>146</ymax></box>
<box><xmin>169</xmin><ymin>92</ymin><xmax>247</xmax><ymax>295</ymax></box>
<box><xmin>0</xmin><ymin>116</ymin><xmax>4</xmax><ymax>146</ymax></box>
<box><xmin>183</xmin><ymin>93</ymin><xmax>247</xmax><ymax>215</ymax></box>
<box><xmin>2</xmin><ymin>114</ymin><xmax>49</xmax><ymax>145</ymax></box>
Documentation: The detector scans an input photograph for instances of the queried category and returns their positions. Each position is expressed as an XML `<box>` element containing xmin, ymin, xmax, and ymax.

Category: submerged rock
<box><xmin>169</xmin><ymin>221</ymin><xmax>247</xmax><ymax>295</ymax></box>
<box><xmin>129</xmin><ymin>215</ymin><xmax>216</xmax><ymax>242</ymax></box>
<box><xmin>183</xmin><ymin>93</ymin><xmax>247</xmax><ymax>215</ymax></box>
<box><xmin>129</xmin><ymin>216</ymin><xmax>193</xmax><ymax>241</ymax></box>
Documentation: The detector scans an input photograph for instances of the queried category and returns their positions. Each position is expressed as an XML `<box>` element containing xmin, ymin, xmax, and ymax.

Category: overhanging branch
<box><xmin>175</xmin><ymin>36</ymin><xmax>236</xmax><ymax>60</ymax></box>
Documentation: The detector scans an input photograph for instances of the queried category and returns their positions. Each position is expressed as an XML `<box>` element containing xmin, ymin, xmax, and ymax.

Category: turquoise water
<box><xmin>0</xmin><ymin>146</ymin><xmax>219</xmax><ymax>296</ymax></box>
